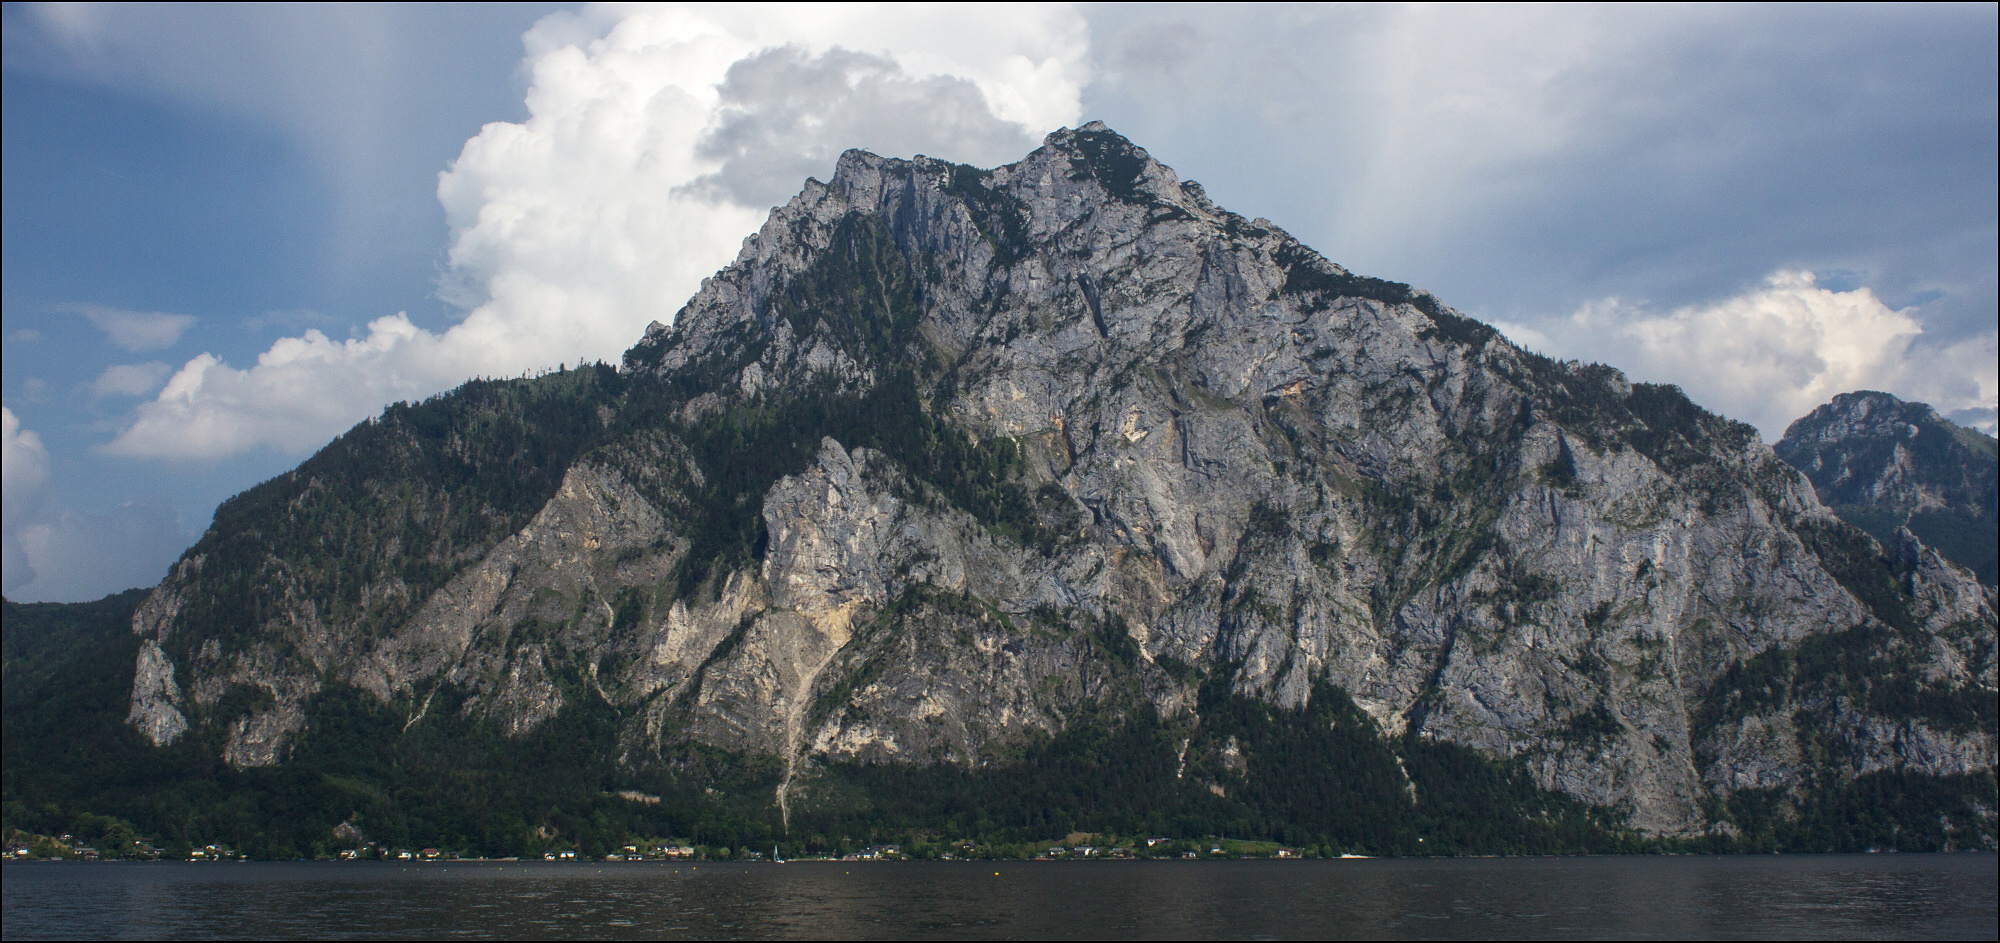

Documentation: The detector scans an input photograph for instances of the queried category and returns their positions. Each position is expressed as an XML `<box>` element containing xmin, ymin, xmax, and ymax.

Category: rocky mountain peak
<box><xmin>116</xmin><ymin>125</ymin><xmax>1996</xmax><ymax>845</ymax></box>
<box><xmin>1784</xmin><ymin>391</ymin><xmax>1942</xmax><ymax>444</ymax></box>
<box><xmin>1777</xmin><ymin>389</ymin><xmax>1997</xmax><ymax>584</ymax></box>
<box><xmin>1777</xmin><ymin>390</ymin><xmax>1996</xmax><ymax>516</ymax></box>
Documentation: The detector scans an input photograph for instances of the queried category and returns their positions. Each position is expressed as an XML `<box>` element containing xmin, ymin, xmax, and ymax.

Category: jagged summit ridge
<box><xmin>638</xmin><ymin>123</ymin><xmax>1444</xmax><ymax>385</ymax></box>
<box><xmin>125</xmin><ymin>125</ymin><xmax>1996</xmax><ymax>841</ymax></box>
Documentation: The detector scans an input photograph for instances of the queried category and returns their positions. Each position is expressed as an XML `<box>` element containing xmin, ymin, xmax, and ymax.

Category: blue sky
<box><xmin>4</xmin><ymin>2</ymin><xmax>1995</xmax><ymax>601</ymax></box>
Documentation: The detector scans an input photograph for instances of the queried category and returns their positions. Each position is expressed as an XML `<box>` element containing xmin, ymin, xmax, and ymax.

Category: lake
<box><xmin>3</xmin><ymin>854</ymin><xmax>1994</xmax><ymax>940</ymax></box>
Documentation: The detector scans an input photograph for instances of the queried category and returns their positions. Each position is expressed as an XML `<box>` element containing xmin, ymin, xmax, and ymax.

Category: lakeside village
<box><xmin>5</xmin><ymin>827</ymin><xmax>1330</xmax><ymax>863</ymax></box>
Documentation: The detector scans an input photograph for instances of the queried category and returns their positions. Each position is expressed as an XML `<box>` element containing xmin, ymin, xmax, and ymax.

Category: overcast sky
<box><xmin>4</xmin><ymin>2</ymin><xmax>1995</xmax><ymax>602</ymax></box>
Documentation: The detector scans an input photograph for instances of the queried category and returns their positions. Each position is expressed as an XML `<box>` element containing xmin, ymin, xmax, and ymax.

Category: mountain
<box><xmin>1777</xmin><ymin>391</ymin><xmax>1998</xmax><ymax>585</ymax></box>
<box><xmin>8</xmin><ymin>125</ymin><xmax>1993</xmax><ymax>858</ymax></box>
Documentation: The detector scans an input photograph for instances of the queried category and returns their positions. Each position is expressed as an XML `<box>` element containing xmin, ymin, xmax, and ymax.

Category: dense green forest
<box><xmin>5</xmin><ymin>591</ymin><xmax>1991</xmax><ymax>859</ymax></box>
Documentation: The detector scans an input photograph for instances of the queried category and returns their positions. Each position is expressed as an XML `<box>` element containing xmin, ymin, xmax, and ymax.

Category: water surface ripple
<box><xmin>4</xmin><ymin>854</ymin><xmax>1994</xmax><ymax>940</ymax></box>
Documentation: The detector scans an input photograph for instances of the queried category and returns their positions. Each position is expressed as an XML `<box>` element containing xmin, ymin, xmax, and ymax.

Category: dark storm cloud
<box><xmin>1089</xmin><ymin>4</ymin><xmax>1994</xmax><ymax>318</ymax></box>
<box><xmin>1080</xmin><ymin>3</ymin><xmax>1997</xmax><ymax>431</ymax></box>
<box><xmin>1433</xmin><ymin>4</ymin><xmax>1997</xmax><ymax>333</ymax></box>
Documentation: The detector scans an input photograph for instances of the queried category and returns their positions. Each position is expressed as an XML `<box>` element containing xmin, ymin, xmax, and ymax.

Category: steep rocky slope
<box><xmin>123</xmin><ymin>125</ymin><xmax>1996</xmax><ymax>842</ymax></box>
<box><xmin>1778</xmin><ymin>391</ymin><xmax>1998</xmax><ymax>585</ymax></box>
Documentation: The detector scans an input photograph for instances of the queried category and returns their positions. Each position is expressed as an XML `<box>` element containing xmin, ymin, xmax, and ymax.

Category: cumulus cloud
<box><xmin>4</xmin><ymin>407</ymin><xmax>186</xmax><ymax>600</ymax></box>
<box><xmin>1504</xmin><ymin>271</ymin><xmax>2000</xmax><ymax>438</ymax></box>
<box><xmin>71</xmin><ymin>303</ymin><xmax>197</xmax><ymax>351</ymax></box>
<box><xmin>87</xmin><ymin>361</ymin><xmax>173</xmax><ymax>399</ymax></box>
<box><xmin>693</xmin><ymin>45</ymin><xmax>1038</xmax><ymax>207</ymax></box>
<box><xmin>8</xmin><ymin>497</ymin><xmax>187</xmax><ymax>602</ymax></box>
<box><xmin>106</xmin><ymin>316</ymin><xmax>437</xmax><ymax>458</ymax></box>
<box><xmin>104</xmin><ymin>2</ymin><xmax>1089</xmax><ymax>462</ymax></box>
<box><xmin>3</xmin><ymin>408</ymin><xmax>51</xmax><ymax>592</ymax></box>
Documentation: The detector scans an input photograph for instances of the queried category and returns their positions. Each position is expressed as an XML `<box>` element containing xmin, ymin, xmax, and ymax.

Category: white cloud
<box><xmin>3</xmin><ymin>408</ymin><xmax>50</xmax><ymax>519</ymax></box>
<box><xmin>72</xmin><ymin>303</ymin><xmax>197</xmax><ymax>351</ymax></box>
<box><xmin>104</xmin><ymin>2</ymin><xmax>1090</xmax><ymax>462</ymax></box>
<box><xmin>87</xmin><ymin>361</ymin><xmax>173</xmax><ymax>398</ymax></box>
<box><xmin>3</xmin><ymin>407</ymin><xmax>52</xmax><ymax>593</ymax></box>
<box><xmin>692</xmin><ymin>44</ymin><xmax>1041</xmax><ymax>207</ymax></box>
<box><xmin>4</xmin><ymin>407</ymin><xmax>188</xmax><ymax>600</ymax></box>
<box><xmin>1538</xmin><ymin>271</ymin><xmax>1999</xmax><ymax>438</ymax></box>
<box><xmin>8</xmin><ymin>499</ymin><xmax>188</xmax><ymax>602</ymax></box>
<box><xmin>106</xmin><ymin>317</ymin><xmax>438</xmax><ymax>459</ymax></box>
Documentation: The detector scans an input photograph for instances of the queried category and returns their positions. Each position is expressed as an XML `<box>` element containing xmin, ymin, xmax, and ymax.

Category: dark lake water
<box><xmin>3</xmin><ymin>854</ymin><xmax>1994</xmax><ymax>940</ymax></box>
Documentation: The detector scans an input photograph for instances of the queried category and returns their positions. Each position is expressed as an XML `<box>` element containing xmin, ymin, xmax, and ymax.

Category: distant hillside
<box><xmin>1777</xmin><ymin>391</ymin><xmax>1998</xmax><ymax>585</ymax></box>
<box><xmin>3</xmin><ymin>590</ymin><xmax>148</xmax><ymax>712</ymax></box>
<box><xmin>2</xmin><ymin>590</ymin><xmax>156</xmax><ymax>858</ymax></box>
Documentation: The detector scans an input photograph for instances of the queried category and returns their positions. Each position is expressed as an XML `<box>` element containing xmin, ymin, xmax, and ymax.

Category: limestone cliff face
<box><xmin>128</xmin><ymin>124</ymin><xmax>1996</xmax><ymax>837</ymax></box>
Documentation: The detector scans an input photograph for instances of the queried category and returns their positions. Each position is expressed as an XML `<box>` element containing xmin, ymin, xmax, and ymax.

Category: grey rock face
<box><xmin>129</xmin><ymin>124</ymin><xmax>1996</xmax><ymax>836</ymax></box>
<box><xmin>126</xmin><ymin>638</ymin><xmax>188</xmax><ymax>746</ymax></box>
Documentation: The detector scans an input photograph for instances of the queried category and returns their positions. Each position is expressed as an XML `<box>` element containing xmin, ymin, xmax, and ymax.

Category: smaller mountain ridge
<box><xmin>1777</xmin><ymin>391</ymin><xmax>1998</xmax><ymax>585</ymax></box>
